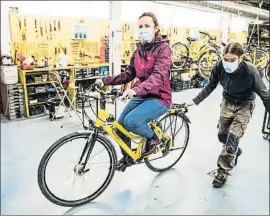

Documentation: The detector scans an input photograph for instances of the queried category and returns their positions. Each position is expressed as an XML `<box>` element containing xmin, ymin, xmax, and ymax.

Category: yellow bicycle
<box><xmin>244</xmin><ymin>46</ymin><xmax>269</xmax><ymax>75</ymax></box>
<box><xmin>38</xmin><ymin>83</ymin><xmax>191</xmax><ymax>207</ymax></box>
<box><xmin>172</xmin><ymin>31</ymin><xmax>221</xmax><ymax>78</ymax></box>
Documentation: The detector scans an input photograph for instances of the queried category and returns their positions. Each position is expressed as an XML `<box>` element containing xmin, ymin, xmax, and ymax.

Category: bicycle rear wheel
<box><xmin>253</xmin><ymin>48</ymin><xmax>268</xmax><ymax>71</ymax></box>
<box><xmin>38</xmin><ymin>132</ymin><xmax>117</xmax><ymax>207</ymax></box>
<box><xmin>171</xmin><ymin>42</ymin><xmax>189</xmax><ymax>69</ymax></box>
<box><xmin>265</xmin><ymin>62</ymin><xmax>270</xmax><ymax>82</ymax></box>
<box><xmin>144</xmin><ymin>112</ymin><xmax>190</xmax><ymax>172</ymax></box>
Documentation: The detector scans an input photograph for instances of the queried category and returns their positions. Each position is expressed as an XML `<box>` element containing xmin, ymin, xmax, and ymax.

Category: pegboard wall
<box><xmin>9</xmin><ymin>12</ymin><xmax>109</xmax><ymax>66</ymax></box>
<box><xmin>9</xmin><ymin>11</ymin><xmax>223</xmax><ymax>66</ymax></box>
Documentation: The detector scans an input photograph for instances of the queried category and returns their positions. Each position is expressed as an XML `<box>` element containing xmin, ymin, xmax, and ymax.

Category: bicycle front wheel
<box><xmin>38</xmin><ymin>132</ymin><xmax>117</xmax><ymax>207</ymax></box>
<box><xmin>198</xmin><ymin>49</ymin><xmax>221</xmax><ymax>78</ymax></box>
<box><xmin>144</xmin><ymin>112</ymin><xmax>190</xmax><ymax>172</ymax></box>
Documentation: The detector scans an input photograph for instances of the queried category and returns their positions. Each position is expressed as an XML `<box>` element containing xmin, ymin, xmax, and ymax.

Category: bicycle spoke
<box><xmin>170</xmin><ymin>147</ymin><xmax>185</xmax><ymax>151</ymax></box>
<box><xmin>87</xmin><ymin>148</ymin><xmax>106</xmax><ymax>162</ymax></box>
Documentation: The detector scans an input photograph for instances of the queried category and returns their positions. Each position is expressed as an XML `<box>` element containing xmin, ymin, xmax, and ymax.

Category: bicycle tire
<box><xmin>144</xmin><ymin>112</ymin><xmax>190</xmax><ymax>172</ymax></box>
<box><xmin>38</xmin><ymin>132</ymin><xmax>117</xmax><ymax>207</ymax></box>
<box><xmin>265</xmin><ymin>62</ymin><xmax>270</xmax><ymax>82</ymax></box>
<box><xmin>171</xmin><ymin>42</ymin><xmax>189</xmax><ymax>69</ymax></box>
<box><xmin>252</xmin><ymin>48</ymin><xmax>268</xmax><ymax>71</ymax></box>
<box><xmin>198</xmin><ymin>49</ymin><xmax>221</xmax><ymax>79</ymax></box>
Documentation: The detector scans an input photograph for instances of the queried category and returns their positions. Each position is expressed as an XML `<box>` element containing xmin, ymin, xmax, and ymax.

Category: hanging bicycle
<box><xmin>171</xmin><ymin>31</ymin><xmax>222</xmax><ymax>79</ymax></box>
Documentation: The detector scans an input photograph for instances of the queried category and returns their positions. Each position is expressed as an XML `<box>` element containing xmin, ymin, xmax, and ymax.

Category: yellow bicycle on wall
<box><xmin>172</xmin><ymin>31</ymin><xmax>222</xmax><ymax>78</ymax></box>
<box><xmin>37</xmin><ymin>83</ymin><xmax>191</xmax><ymax>207</ymax></box>
<box><xmin>244</xmin><ymin>45</ymin><xmax>269</xmax><ymax>79</ymax></box>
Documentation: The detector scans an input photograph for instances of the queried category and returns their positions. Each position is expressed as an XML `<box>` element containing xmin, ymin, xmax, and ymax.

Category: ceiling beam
<box><xmin>153</xmin><ymin>1</ymin><xmax>269</xmax><ymax>22</ymax></box>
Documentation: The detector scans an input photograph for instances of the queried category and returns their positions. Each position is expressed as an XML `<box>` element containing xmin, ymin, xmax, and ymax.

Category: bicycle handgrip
<box><xmin>89</xmin><ymin>83</ymin><xmax>101</xmax><ymax>92</ymax></box>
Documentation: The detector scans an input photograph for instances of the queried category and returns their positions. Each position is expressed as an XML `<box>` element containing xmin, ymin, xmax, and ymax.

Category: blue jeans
<box><xmin>116</xmin><ymin>97</ymin><xmax>168</xmax><ymax>157</ymax></box>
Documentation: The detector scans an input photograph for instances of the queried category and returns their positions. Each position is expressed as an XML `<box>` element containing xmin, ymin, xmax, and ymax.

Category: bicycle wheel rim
<box><xmin>198</xmin><ymin>50</ymin><xmax>220</xmax><ymax>78</ymax></box>
<box><xmin>145</xmin><ymin>113</ymin><xmax>189</xmax><ymax>172</ymax></box>
<box><xmin>265</xmin><ymin>62</ymin><xmax>270</xmax><ymax>82</ymax></box>
<box><xmin>254</xmin><ymin>49</ymin><xmax>268</xmax><ymax>71</ymax></box>
<box><xmin>172</xmin><ymin>42</ymin><xmax>189</xmax><ymax>69</ymax></box>
<box><xmin>38</xmin><ymin>133</ymin><xmax>116</xmax><ymax>207</ymax></box>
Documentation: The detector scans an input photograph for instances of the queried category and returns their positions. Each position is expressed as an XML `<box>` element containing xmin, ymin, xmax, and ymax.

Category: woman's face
<box><xmin>138</xmin><ymin>16</ymin><xmax>158</xmax><ymax>36</ymax></box>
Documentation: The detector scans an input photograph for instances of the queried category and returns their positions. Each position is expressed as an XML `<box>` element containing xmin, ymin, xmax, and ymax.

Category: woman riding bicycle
<box><xmin>96</xmin><ymin>12</ymin><xmax>172</xmax><ymax>170</ymax></box>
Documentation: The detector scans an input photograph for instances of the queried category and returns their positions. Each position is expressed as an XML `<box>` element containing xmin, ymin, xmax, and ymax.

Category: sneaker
<box><xmin>143</xmin><ymin>135</ymin><xmax>160</xmax><ymax>156</ymax></box>
<box><xmin>212</xmin><ymin>168</ymin><xmax>230</xmax><ymax>188</ymax></box>
<box><xmin>234</xmin><ymin>147</ymin><xmax>242</xmax><ymax>166</ymax></box>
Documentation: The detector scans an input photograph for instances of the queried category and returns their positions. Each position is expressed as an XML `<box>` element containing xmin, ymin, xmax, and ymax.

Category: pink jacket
<box><xmin>102</xmin><ymin>35</ymin><xmax>172</xmax><ymax>107</ymax></box>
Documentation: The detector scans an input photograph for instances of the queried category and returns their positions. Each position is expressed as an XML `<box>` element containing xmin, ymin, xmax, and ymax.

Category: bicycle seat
<box><xmin>210</xmin><ymin>36</ymin><xmax>216</xmax><ymax>41</ymax></box>
<box><xmin>171</xmin><ymin>103</ymin><xmax>186</xmax><ymax>109</ymax></box>
<box><xmin>186</xmin><ymin>37</ymin><xmax>197</xmax><ymax>42</ymax></box>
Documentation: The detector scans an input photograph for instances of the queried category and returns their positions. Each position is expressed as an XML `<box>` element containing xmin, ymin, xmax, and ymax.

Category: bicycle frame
<box><xmin>252</xmin><ymin>51</ymin><xmax>269</xmax><ymax>68</ymax></box>
<box><xmin>80</xmin><ymin>88</ymin><xmax>176</xmax><ymax>161</ymax></box>
<box><xmin>95</xmin><ymin>108</ymin><xmax>173</xmax><ymax>160</ymax></box>
<box><xmin>185</xmin><ymin>41</ymin><xmax>220</xmax><ymax>63</ymax></box>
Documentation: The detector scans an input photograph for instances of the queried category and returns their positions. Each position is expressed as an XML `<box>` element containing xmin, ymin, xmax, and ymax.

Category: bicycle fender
<box><xmin>76</xmin><ymin>130</ymin><xmax>92</xmax><ymax>134</ymax></box>
<box><xmin>178</xmin><ymin>113</ymin><xmax>191</xmax><ymax>124</ymax></box>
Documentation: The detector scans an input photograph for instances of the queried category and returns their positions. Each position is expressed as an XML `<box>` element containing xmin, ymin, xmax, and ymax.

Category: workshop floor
<box><xmin>1</xmin><ymin>86</ymin><xmax>269</xmax><ymax>215</ymax></box>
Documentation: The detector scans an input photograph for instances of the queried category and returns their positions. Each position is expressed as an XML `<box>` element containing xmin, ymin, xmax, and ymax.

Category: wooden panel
<box><xmin>9</xmin><ymin>12</ymin><xmax>223</xmax><ymax>66</ymax></box>
<box><xmin>9</xmin><ymin>13</ymin><xmax>109</xmax><ymax>67</ymax></box>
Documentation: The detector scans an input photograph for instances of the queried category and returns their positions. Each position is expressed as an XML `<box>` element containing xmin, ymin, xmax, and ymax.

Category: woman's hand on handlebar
<box><xmin>119</xmin><ymin>89</ymin><xmax>136</xmax><ymax>100</ymax></box>
<box><xmin>95</xmin><ymin>79</ymin><xmax>104</xmax><ymax>88</ymax></box>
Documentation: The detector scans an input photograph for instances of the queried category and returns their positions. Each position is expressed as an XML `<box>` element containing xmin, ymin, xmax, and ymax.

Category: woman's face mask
<box><xmin>222</xmin><ymin>53</ymin><xmax>242</xmax><ymax>73</ymax></box>
<box><xmin>138</xmin><ymin>27</ymin><xmax>154</xmax><ymax>43</ymax></box>
<box><xmin>222</xmin><ymin>59</ymin><xmax>240</xmax><ymax>73</ymax></box>
<box><xmin>138</xmin><ymin>16</ymin><xmax>157</xmax><ymax>44</ymax></box>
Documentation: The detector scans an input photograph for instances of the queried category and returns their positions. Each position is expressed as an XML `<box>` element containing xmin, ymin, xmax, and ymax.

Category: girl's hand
<box><xmin>185</xmin><ymin>100</ymin><xmax>195</xmax><ymax>107</ymax></box>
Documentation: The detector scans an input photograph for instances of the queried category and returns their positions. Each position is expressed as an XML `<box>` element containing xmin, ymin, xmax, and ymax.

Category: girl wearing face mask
<box><xmin>185</xmin><ymin>42</ymin><xmax>269</xmax><ymax>188</ymax></box>
<box><xmin>96</xmin><ymin>12</ymin><xmax>172</xmax><ymax>171</ymax></box>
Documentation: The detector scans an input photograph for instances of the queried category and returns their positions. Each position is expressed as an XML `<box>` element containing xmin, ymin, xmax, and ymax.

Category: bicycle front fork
<box><xmin>77</xmin><ymin>130</ymin><xmax>98</xmax><ymax>172</ymax></box>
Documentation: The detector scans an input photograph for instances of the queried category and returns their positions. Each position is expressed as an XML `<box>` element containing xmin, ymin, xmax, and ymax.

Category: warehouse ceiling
<box><xmin>155</xmin><ymin>1</ymin><xmax>270</xmax><ymax>22</ymax></box>
<box><xmin>233</xmin><ymin>0</ymin><xmax>270</xmax><ymax>10</ymax></box>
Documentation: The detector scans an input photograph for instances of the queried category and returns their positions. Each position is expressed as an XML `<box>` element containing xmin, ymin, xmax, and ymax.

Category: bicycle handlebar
<box><xmin>87</xmin><ymin>83</ymin><xmax>123</xmax><ymax>98</ymax></box>
<box><xmin>199</xmin><ymin>31</ymin><xmax>216</xmax><ymax>42</ymax></box>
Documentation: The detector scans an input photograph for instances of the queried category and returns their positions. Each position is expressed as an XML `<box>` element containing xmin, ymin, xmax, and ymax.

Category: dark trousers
<box><xmin>217</xmin><ymin>99</ymin><xmax>255</xmax><ymax>171</ymax></box>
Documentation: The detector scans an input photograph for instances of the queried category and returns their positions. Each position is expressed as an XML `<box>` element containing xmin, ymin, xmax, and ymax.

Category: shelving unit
<box><xmin>247</xmin><ymin>21</ymin><xmax>270</xmax><ymax>50</ymax></box>
<box><xmin>18</xmin><ymin>64</ymin><xmax>109</xmax><ymax>117</ymax></box>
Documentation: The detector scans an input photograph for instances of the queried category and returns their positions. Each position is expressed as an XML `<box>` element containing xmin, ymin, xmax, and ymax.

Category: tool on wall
<box><xmin>35</xmin><ymin>19</ymin><xmax>38</xmax><ymax>39</ymax></box>
<box><xmin>49</xmin><ymin>20</ymin><xmax>52</xmax><ymax>39</ymax></box>
<box><xmin>22</xmin><ymin>17</ymin><xmax>27</xmax><ymax>41</ymax></box>
<box><xmin>58</xmin><ymin>20</ymin><xmax>61</xmax><ymax>32</ymax></box>
<box><xmin>40</xmin><ymin>19</ymin><xmax>43</xmax><ymax>38</ymax></box>
<box><xmin>53</xmin><ymin>20</ymin><xmax>56</xmax><ymax>32</ymax></box>
<box><xmin>44</xmin><ymin>20</ymin><xmax>48</xmax><ymax>40</ymax></box>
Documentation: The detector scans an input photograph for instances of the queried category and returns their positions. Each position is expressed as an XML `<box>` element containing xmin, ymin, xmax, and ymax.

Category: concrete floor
<box><xmin>1</xmin><ymin>86</ymin><xmax>269</xmax><ymax>215</ymax></box>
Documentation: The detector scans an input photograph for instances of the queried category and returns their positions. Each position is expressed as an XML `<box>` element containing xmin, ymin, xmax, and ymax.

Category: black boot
<box><xmin>116</xmin><ymin>156</ymin><xmax>134</xmax><ymax>172</ymax></box>
<box><xmin>212</xmin><ymin>168</ymin><xmax>230</xmax><ymax>188</ymax></box>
